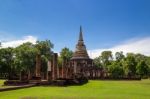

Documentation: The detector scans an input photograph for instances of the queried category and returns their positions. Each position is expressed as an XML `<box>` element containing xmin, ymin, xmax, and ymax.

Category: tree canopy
<box><xmin>0</xmin><ymin>40</ymin><xmax>54</xmax><ymax>79</ymax></box>
<box><xmin>94</xmin><ymin>51</ymin><xmax>150</xmax><ymax>78</ymax></box>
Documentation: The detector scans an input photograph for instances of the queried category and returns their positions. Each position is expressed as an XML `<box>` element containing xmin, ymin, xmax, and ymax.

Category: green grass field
<box><xmin>0</xmin><ymin>79</ymin><xmax>150</xmax><ymax>99</ymax></box>
<box><xmin>0</xmin><ymin>80</ymin><xmax>5</xmax><ymax>88</ymax></box>
<box><xmin>0</xmin><ymin>80</ymin><xmax>15</xmax><ymax>88</ymax></box>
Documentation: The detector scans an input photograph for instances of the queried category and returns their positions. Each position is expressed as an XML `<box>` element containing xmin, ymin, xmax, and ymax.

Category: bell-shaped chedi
<box><xmin>71</xmin><ymin>26</ymin><xmax>90</xmax><ymax>60</ymax></box>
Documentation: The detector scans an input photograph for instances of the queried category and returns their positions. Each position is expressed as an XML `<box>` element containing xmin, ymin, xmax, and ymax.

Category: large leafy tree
<box><xmin>123</xmin><ymin>53</ymin><xmax>137</xmax><ymax>77</ymax></box>
<box><xmin>60</xmin><ymin>47</ymin><xmax>73</xmax><ymax>61</ymax></box>
<box><xmin>59</xmin><ymin>47</ymin><xmax>73</xmax><ymax>67</ymax></box>
<box><xmin>93</xmin><ymin>56</ymin><xmax>102</xmax><ymax>67</ymax></box>
<box><xmin>107</xmin><ymin>51</ymin><xmax>125</xmax><ymax>78</ymax></box>
<box><xmin>108</xmin><ymin>61</ymin><xmax>124</xmax><ymax>78</ymax></box>
<box><xmin>14</xmin><ymin>42</ymin><xmax>37</xmax><ymax>78</ymax></box>
<box><xmin>35</xmin><ymin>40</ymin><xmax>53</xmax><ymax>59</ymax></box>
<box><xmin>145</xmin><ymin>56</ymin><xmax>150</xmax><ymax>77</ymax></box>
<box><xmin>136</xmin><ymin>60</ymin><xmax>149</xmax><ymax>77</ymax></box>
<box><xmin>35</xmin><ymin>40</ymin><xmax>54</xmax><ymax>76</ymax></box>
<box><xmin>0</xmin><ymin>47</ymin><xmax>15</xmax><ymax>79</ymax></box>
<box><xmin>115</xmin><ymin>51</ymin><xmax>124</xmax><ymax>62</ymax></box>
<box><xmin>101</xmin><ymin>51</ymin><xmax>113</xmax><ymax>67</ymax></box>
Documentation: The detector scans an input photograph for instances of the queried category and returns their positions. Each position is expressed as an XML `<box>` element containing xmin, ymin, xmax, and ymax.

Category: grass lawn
<box><xmin>0</xmin><ymin>79</ymin><xmax>5</xmax><ymax>88</ymax></box>
<box><xmin>0</xmin><ymin>79</ymin><xmax>150</xmax><ymax>99</ymax></box>
<box><xmin>0</xmin><ymin>79</ymin><xmax>16</xmax><ymax>88</ymax></box>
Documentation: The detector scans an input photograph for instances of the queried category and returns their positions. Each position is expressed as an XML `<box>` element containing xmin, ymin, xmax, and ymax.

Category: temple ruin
<box><xmin>39</xmin><ymin>26</ymin><xmax>104</xmax><ymax>82</ymax></box>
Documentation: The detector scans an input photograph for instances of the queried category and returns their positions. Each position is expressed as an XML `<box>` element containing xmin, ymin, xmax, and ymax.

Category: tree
<box><xmin>59</xmin><ymin>47</ymin><xmax>73</xmax><ymax>68</ymax></box>
<box><xmin>58</xmin><ymin>56</ymin><xmax>63</xmax><ymax>67</ymax></box>
<box><xmin>145</xmin><ymin>56</ymin><xmax>150</xmax><ymax>77</ymax></box>
<box><xmin>115</xmin><ymin>51</ymin><xmax>124</xmax><ymax>62</ymax></box>
<box><xmin>123</xmin><ymin>53</ymin><xmax>137</xmax><ymax>77</ymax></box>
<box><xmin>136</xmin><ymin>60</ymin><xmax>149</xmax><ymax>77</ymax></box>
<box><xmin>0</xmin><ymin>47</ymin><xmax>15</xmax><ymax>79</ymax></box>
<box><xmin>35</xmin><ymin>40</ymin><xmax>54</xmax><ymax>59</ymax></box>
<box><xmin>93</xmin><ymin>56</ymin><xmax>102</xmax><ymax>67</ymax></box>
<box><xmin>14</xmin><ymin>42</ymin><xmax>37</xmax><ymax>79</ymax></box>
<box><xmin>59</xmin><ymin>47</ymin><xmax>73</xmax><ymax>65</ymax></box>
<box><xmin>35</xmin><ymin>40</ymin><xmax>54</xmax><ymax>77</ymax></box>
<box><xmin>60</xmin><ymin>47</ymin><xmax>73</xmax><ymax>61</ymax></box>
<box><xmin>108</xmin><ymin>61</ymin><xmax>124</xmax><ymax>78</ymax></box>
<box><xmin>101</xmin><ymin>51</ymin><xmax>113</xmax><ymax>67</ymax></box>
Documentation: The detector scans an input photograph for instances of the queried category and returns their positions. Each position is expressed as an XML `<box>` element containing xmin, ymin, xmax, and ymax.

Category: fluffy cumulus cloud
<box><xmin>1</xmin><ymin>36</ymin><xmax>37</xmax><ymax>48</ymax></box>
<box><xmin>88</xmin><ymin>37</ymin><xmax>150</xmax><ymax>59</ymax></box>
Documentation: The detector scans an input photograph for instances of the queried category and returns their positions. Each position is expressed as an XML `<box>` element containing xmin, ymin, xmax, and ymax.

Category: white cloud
<box><xmin>1</xmin><ymin>36</ymin><xmax>37</xmax><ymax>48</ymax></box>
<box><xmin>88</xmin><ymin>37</ymin><xmax>150</xmax><ymax>59</ymax></box>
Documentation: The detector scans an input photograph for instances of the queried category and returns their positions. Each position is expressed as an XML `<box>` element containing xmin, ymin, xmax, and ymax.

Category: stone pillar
<box><xmin>52</xmin><ymin>53</ymin><xmax>58</xmax><ymax>80</ymax></box>
<box><xmin>36</xmin><ymin>54</ymin><xmax>41</xmax><ymax>77</ymax></box>
<box><xmin>92</xmin><ymin>61</ymin><xmax>94</xmax><ymax>67</ymax></box>
<box><xmin>62</xmin><ymin>60</ymin><xmax>64</xmax><ymax>78</ymax></box>
<box><xmin>47</xmin><ymin>60</ymin><xmax>52</xmax><ymax>81</ymax></box>
<box><xmin>63</xmin><ymin>59</ymin><xmax>68</xmax><ymax>78</ymax></box>
<box><xmin>74</xmin><ymin>61</ymin><xmax>77</xmax><ymax>74</ymax></box>
<box><xmin>57</xmin><ymin>65</ymin><xmax>59</xmax><ymax>79</ymax></box>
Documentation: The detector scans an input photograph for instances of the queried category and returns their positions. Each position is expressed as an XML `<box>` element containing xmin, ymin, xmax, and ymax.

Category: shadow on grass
<box><xmin>40</xmin><ymin>79</ymin><xmax>89</xmax><ymax>87</ymax></box>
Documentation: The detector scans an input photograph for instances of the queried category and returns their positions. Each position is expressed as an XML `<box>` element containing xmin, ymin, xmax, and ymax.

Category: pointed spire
<box><xmin>71</xmin><ymin>26</ymin><xmax>89</xmax><ymax>59</ymax></box>
<box><xmin>79</xmin><ymin>26</ymin><xmax>83</xmax><ymax>41</ymax></box>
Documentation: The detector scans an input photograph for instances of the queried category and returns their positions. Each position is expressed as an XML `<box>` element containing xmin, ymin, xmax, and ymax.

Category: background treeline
<box><xmin>0</xmin><ymin>41</ymin><xmax>150</xmax><ymax>79</ymax></box>
<box><xmin>0</xmin><ymin>40</ymin><xmax>54</xmax><ymax>79</ymax></box>
<box><xmin>93</xmin><ymin>51</ymin><xmax>150</xmax><ymax>78</ymax></box>
<box><xmin>0</xmin><ymin>41</ymin><xmax>73</xmax><ymax>80</ymax></box>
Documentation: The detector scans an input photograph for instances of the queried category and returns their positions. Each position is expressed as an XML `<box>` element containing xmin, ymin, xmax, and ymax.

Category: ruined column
<box><xmin>35</xmin><ymin>54</ymin><xmax>41</xmax><ymax>78</ymax></box>
<box><xmin>57</xmin><ymin>64</ymin><xmax>59</xmax><ymax>79</ymax></box>
<box><xmin>74</xmin><ymin>61</ymin><xmax>77</xmax><ymax>74</ymax></box>
<box><xmin>52</xmin><ymin>53</ymin><xmax>58</xmax><ymax>80</ymax></box>
<box><xmin>47</xmin><ymin>60</ymin><xmax>52</xmax><ymax>81</ymax></box>
<box><xmin>63</xmin><ymin>59</ymin><xmax>68</xmax><ymax>78</ymax></box>
<box><xmin>62</xmin><ymin>60</ymin><xmax>64</xmax><ymax>78</ymax></box>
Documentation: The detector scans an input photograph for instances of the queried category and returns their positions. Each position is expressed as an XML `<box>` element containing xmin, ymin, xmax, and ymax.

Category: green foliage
<box><xmin>0</xmin><ymin>40</ymin><xmax>54</xmax><ymax>79</ymax></box>
<box><xmin>0</xmin><ymin>47</ymin><xmax>15</xmax><ymax>78</ymax></box>
<box><xmin>58</xmin><ymin>56</ymin><xmax>63</xmax><ymax>67</ymax></box>
<box><xmin>35</xmin><ymin>40</ymin><xmax>54</xmax><ymax>73</ymax></box>
<box><xmin>95</xmin><ymin>51</ymin><xmax>150</xmax><ymax>78</ymax></box>
<box><xmin>145</xmin><ymin>57</ymin><xmax>150</xmax><ymax>76</ymax></box>
<box><xmin>115</xmin><ymin>51</ymin><xmax>124</xmax><ymax>61</ymax></box>
<box><xmin>108</xmin><ymin>61</ymin><xmax>124</xmax><ymax>78</ymax></box>
<box><xmin>35</xmin><ymin>40</ymin><xmax>53</xmax><ymax>60</ymax></box>
<box><xmin>60</xmin><ymin>47</ymin><xmax>73</xmax><ymax>61</ymax></box>
<box><xmin>58</xmin><ymin>47</ymin><xmax>73</xmax><ymax>66</ymax></box>
<box><xmin>122</xmin><ymin>53</ymin><xmax>137</xmax><ymax>77</ymax></box>
<box><xmin>101</xmin><ymin>51</ymin><xmax>113</xmax><ymax>67</ymax></box>
<box><xmin>136</xmin><ymin>60</ymin><xmax>149</xmax><ymax>77</ymax></box>
<box><xmin>93</xmin><ymin>56</ymin><xmax>102</xmax><ymax>67</ymax></box>
<box><xmin>14</xmin><ymin>42</ymin><xmax>37</xmax><ymax>72</ymax></box>
<box><xmin>134</xmin><ymin>53</ymin><xmax>146</xmax><ymax>62</ymax></box>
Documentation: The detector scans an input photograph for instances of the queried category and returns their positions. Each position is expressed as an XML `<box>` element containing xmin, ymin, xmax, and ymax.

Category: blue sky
<box><xmin>0</xmin><ymin>0</ymin><xmax>150</xmax><ymax>58</ymax></box>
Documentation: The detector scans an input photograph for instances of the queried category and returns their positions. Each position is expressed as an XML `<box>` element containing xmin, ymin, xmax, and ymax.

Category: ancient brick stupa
<box><xmin>70</xmin><ymin>26</ymin><xmax>93</xmax><ymax>76</ymax></box>
<box><xmin>71</xmin><ymin>26</ymin><xmax>89</xmax><ymax>59</ymax></box>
